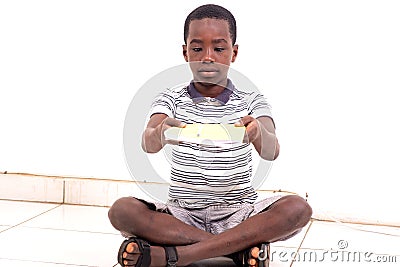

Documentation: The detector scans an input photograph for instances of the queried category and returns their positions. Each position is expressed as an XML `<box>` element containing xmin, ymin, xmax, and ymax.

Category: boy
<box><xmin>109</xmin><ymin>4</ymin><xmax>312</xmax><ymax>267</ymax></box>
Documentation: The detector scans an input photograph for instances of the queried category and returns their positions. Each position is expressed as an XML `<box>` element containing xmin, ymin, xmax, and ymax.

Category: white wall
<box><xmin>1</xmin><ymin>1</ymin><xmax>399</xmax><ymax>224</ymax></box>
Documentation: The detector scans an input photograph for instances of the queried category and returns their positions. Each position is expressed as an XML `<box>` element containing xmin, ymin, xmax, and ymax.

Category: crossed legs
<box><xmin>108</xmin><ymin>195</ymin><xmax>312</xmax><ymax>266</ymax></box>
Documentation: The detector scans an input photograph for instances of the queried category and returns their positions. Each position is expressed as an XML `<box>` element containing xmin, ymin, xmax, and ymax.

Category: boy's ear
<box><xmin>182</xmin><ymin>44</ymin><xmax>188</xmax><ymax>62</ymax></box>
<box><xmin>231</xmin><ymin>44</ymin><xmax>239</xmax><ymax>63</ymax></box>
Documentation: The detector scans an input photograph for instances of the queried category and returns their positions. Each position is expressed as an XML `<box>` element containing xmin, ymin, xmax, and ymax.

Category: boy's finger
<box><xmin>234</xmin><ymin>120</ymin><xmax>244</xmax><ymax>127</ymax></box>
<box><xmin>164</xmin><ymin>118</ymin><xmax>186</xmax><ymax>128</ymax></box>
<box><xmin>235</xmin><ymin>115</ymin><xmax>254</xmax><ymax>127</ymax></box>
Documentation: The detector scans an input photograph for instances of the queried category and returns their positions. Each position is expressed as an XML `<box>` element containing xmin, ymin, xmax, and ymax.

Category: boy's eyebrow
<box><xmin>212</xmin><ymin>38</ymin><xmax>228</xmax><ymax>44</ymax></box>
<box><xmin>189</xmin><ymin>38</ymin><xmax>228</xmax><ymax>44</ymax></box>
<box><xmin>189</xmin><ymin>39</ymin><xmax>203</xmax><ymax>44</ymax></box>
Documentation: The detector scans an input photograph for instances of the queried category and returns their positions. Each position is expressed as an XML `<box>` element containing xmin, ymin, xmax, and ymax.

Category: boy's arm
<box><xmin>236</xmin><ymin>115</ymin><xmax>280</xmax><ymax>161</ymax></box>
<box><xmin>141</xmin><ymin>113</ymin><xmax>185</xmax><ymax>153</ymax></box>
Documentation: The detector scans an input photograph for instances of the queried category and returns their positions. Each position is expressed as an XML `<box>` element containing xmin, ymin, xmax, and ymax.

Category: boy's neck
<box><xmin>193</xmin><ymin>79</ymin><xmax>228</xmax><ymax>98</ymax></box>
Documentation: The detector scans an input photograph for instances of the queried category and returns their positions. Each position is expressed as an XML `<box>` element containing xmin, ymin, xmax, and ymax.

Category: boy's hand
<box><xmin>158</xmin><ymin>117</ymin><xmax>186</xmax><ymax>146</ymax></box>
<box><xmin>235</xmin><ymin>115</ymin><xmax>279</xmax><ymax>160</ymax></box>
<box><xmin>142</xmin><ymin>114</ymin><xmax>185</xmax><ymax>153</ymax></box>
<box><xmin>235</xmin><ymin>115</ymin><xmax>260</xmax><ymax>144</ymax></box>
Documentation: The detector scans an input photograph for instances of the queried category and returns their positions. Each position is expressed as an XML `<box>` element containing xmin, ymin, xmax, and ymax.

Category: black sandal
<box><xmin>164</xmin><ymin>246</ymin><xmax>178</xmax><ymax>267</ymax></box>
<box><xmin>118</xmin><ymin>237</ymin><xmax>178</xmax><ymax>267</ymax></box>
<box><xmin>258</xmin><ymin>243</ymin><xmax>270</xmax><ymax>267</ymax></box>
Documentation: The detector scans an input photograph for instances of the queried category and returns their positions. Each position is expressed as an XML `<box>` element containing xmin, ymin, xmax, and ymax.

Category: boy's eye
<box><xmin>215</xmin><ymin>47</ymin><xmax>225</xmax><ymax>52</ymax></box>
<box><xmin>192</xmin><ymin>48</ymin><xmax>202</xmax><ymax>52</ymax></box>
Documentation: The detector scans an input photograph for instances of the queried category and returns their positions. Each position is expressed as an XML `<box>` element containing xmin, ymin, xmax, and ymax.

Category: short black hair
<box><xmin>184</xmin><ymin>4</ymin><xmax>237</xmax><ymax>45</ymax></box>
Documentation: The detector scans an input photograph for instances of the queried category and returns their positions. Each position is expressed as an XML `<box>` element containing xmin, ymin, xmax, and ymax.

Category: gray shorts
<box><xmin>138</xmin><ymin>195</ymin><xmax>284</xmax><ymax>235</ymax></box>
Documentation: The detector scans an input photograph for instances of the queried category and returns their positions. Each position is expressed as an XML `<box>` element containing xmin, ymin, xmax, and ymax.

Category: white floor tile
<box><xmin>0</xmin><ymin>226</ymin><xmax>124</xmax><ymax>267</ymax></box>
<box><xmin>0</xmin><ymin>200</ymin><xmax>59</xmax><ymax>226</ymax></box>
<box><xmin>23</xmin><ymin>204</ymin><xmax>118</xmax><ymax>234</ymax></box>
<box><xmin>0</xmin><ymin>258</ymin><xmax>86</xmax><ymax>267</ymax></box>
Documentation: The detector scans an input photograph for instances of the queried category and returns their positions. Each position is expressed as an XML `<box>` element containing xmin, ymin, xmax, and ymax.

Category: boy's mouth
<box><xmin>198</xmin><ymin>68</ymin><xmax>219</xmax><ymax>73</ymax></box>
<box><xmin>197</xmin><ymin>68</ymin><xmax>220</xmax><ymax>77</ymax></box>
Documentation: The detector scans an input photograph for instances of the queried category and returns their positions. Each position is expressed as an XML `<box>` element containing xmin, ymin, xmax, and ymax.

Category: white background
<box><xmin>1</xmin><ymin>1</ymin><xmax>399</xmax><ymax>224</ymax></box>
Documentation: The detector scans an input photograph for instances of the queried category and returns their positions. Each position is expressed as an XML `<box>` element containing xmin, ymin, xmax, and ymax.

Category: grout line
<box><xmin>0</xmin><ymin>198</ymin><xmax>63</xmax><ymax>205</ymax></box>
<box><xmin>0</xmin><ymin>257</ymin><xmax>94</xmax><ymax>266</ymax></box>
<box><xmin>289</xmin><ymin>220</ymin><xmax>314</xmax><ymax>267</ymax></box>
<box><xmin>0</xmin><ymin>204</ymin><xmax>62</xmax><ymax>234</ymax></box>
<box><xmin>63</xmin><ymin>179</ymin><xmax>66</xmax><ymax>204</ymax></box>
<box><xmin>312</xmin><ymin>217</ymin><xmax>400</xmax><ymax>229</ymax></box>
<box><xmin>0</xmin><ymin>198</ymin><xmax>111</xmax><ymax>208</ymax></box>
<box><xmin>313</xmin><ymin>218</ymin><xmax>400</xmax><ymax>238</ymax></box>
<box><xmin>19</xmin><ymin>225</ymin><xmax>121</xmax><ymax>236</ymax></box>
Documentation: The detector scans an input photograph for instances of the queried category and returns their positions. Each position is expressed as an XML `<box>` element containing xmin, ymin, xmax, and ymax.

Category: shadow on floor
<box><xmin>188</xmin><ymin>257</ymin><xmax>237</xmax><ymax>267</ymax></box>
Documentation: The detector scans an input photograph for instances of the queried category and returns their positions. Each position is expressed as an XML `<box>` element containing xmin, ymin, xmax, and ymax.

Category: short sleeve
<box><xmin>149</xmin><ymin>89</ymin><xmax>176</xmax><ymax>118</ymax></box>
<box><xmin>248</xmin><ymin>93</ymin><xmax>275</xmax><ymax>127</ymax></box>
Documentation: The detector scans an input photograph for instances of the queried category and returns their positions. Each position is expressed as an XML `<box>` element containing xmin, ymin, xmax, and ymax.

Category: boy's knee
<box><xmin>108</xmin><ymin>197</ymin><xmax>144</xmax><ymax>227</ymax></box>
<box><xmin>286</xmin><ymin>195</ymin><xmax>312</xmax><ymax>226</ymax></box>
<box><xmin>274</xmin><ymin>195</ymin><xmax>312</xmax><ymax>227</ymax></box>
<box><xmin>108</xmin><ymin>197</ymin><xmax>128</xmax><ymax>224</ymax></box>
<box><xmin>297</xmin><ymin>197</ymin><xmax>312</xmax><ymax>224</ymax></box>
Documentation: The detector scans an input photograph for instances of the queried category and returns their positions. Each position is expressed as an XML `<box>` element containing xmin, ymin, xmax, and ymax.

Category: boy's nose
<box><xmin>201</xmin><ymin>49</ymin><xmax>215</xmax><ymax>63</ymax></box>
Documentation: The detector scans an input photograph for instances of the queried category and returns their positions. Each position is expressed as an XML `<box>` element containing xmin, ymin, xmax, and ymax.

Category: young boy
<box><xmin>109</xmin><ymin>4</ymin><xmax>312</xmax><ymax>267</ymax></box>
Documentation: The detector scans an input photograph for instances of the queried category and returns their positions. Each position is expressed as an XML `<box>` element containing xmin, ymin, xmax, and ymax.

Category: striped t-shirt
<box><xmin>150</xmin><ymin>79</ymin><xmax>273</xmax><ymax>208</ymax></box>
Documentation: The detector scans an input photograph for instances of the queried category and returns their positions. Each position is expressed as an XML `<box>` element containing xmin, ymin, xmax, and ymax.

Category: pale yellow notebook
<box><xmin>164</xmin><ymin>123</ymin><xmax>246</xmax><ymax>146</ymax></box>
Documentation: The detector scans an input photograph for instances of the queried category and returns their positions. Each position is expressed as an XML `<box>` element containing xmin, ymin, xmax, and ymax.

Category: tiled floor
<box><xmin>0</xmin><ymin>200</ymin><xmax>399</xmax><ymax>267</ymax></box>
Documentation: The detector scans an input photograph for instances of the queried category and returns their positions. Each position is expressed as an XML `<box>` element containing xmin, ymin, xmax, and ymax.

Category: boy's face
<box><xmin>183</xmin><ymin>18</ymin><xmax>238</xmax><ymax>86</ymax></box>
